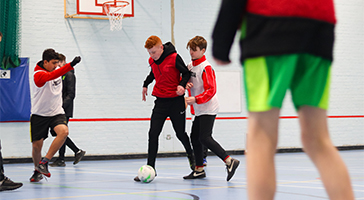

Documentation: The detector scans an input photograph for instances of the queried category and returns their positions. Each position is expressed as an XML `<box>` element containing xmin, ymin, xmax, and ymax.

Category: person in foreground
<box><xmin>0</xmin><ymin>31</ymin><xmax>23</xmax><ymax>191</ymax></box>
<box><xmin>30</xmin><ymin>48</ymin><xmax>81</xmax><ymax>182</ymax></box>
<box><xmin>212</xmin><ymin>0</ymin><xmax>354</xmax><ymax>199</ymax></box>
<box><xmin>183</xmin><ymin>36</ymin><xmax>239</xmax><ymax>181</ymax></box>
<box><xmin>135</xmin><ymin>35</ymin><xmax>195</xmax><ymax>182</ymax></box>
<box><xmin>0</xmin><ymin>141</ymin><xmax>23</xmax><ymax>191</ymax></box>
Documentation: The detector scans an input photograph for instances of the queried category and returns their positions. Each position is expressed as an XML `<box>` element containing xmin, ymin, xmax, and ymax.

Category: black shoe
<box><xmin>226</xmin><ymin>158</ymin><xmax>240</xmax><ymax>181</ymax></box>
<box><xmin>134</xmin><ymin>169</ymin><xmax>157</xmax><ymax>182</ymax></box>
<box><xmin>134</xmin><ymin>176</ymin><xmax>140</xmax><ymax>182</ymax></box>
<box><xmin>74</xmin><ymin>150</ymin><xmax>86</xmax><ymax>165</ymax></box>
<box><xmin>49</xmin><ymin>159</ymin><xmax>66</xmax><ymax>167</ymax></box>
<box><xmin>183</xmin><ymin>170</ymin><xmax>206</xmax><ymax>179</ymax></box>
<box><xmin>0</xmin><ymin>177</ymin><xmax>23</xmax><ymax>191</ymax></box>
<box><xmin>187</xmin><ymin>153</ymin><xmax>196</xmax><ymax>170</ymax></box>
<box><xmin>29</xmin><ymin>170</ymin><xmax>43</xmax><ymax>182</ymax></box>
<box><xmin>36</xmin><ymin>161</ymin><xmax>51</xmax><ymax>177</ymax></box>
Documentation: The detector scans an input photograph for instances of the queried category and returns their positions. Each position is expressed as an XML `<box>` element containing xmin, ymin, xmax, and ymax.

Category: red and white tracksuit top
<box><xmin>187</xmin><ymin>55</ymin><xmax>219</xmax><ymax>116</ymax></box>
<box><xmin>31</xmin><ymin>62</ymin><xmax>74</xmax><ymax>116</ymax></box>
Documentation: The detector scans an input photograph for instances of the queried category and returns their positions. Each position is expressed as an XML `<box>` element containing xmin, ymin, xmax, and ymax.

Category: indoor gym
<box><xmin>0</xmin><ymin>0</ymin><xmax>363</xmax><ymax>199</ymax></box>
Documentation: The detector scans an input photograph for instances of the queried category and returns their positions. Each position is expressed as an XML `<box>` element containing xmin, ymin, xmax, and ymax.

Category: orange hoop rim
<box><xmin>102</xmin><ymin>1</ymin><xmax>130</xmax><ymax>15</ymax></box>
<box><xmin>103</xmin><ymin>1</ymin><xmax>129</xmax><ymax>8</ymax></box>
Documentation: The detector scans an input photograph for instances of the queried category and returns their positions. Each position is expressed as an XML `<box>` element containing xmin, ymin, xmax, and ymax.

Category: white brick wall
<box><xmin>0</xmin><ymin>0</ymin><xmax>362</xmax><ymax>158</ymax></box>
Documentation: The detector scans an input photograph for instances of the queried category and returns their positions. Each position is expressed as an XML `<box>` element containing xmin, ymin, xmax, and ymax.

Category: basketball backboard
<box><xmin>77</xmin><ymin>0</ymin><xmax>134</xmax><ymax>17</ymax></box>
<box><xmin>65</xmin><ymin>0</ymin><xmax>134</xmax><ymax>19</ymax></box>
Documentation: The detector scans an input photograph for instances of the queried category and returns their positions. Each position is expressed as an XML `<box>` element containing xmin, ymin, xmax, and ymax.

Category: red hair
<box><xmin>145</xmin><ymin>35</ymin><xmax>162</xmax><ymax>49</ymax></box>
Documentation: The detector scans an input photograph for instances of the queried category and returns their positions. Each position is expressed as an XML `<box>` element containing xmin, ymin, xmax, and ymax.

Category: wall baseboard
<box><xmin>3</xmin><ymin>145</ymin><xmax>363</xmax><ymax>164</ymax></box>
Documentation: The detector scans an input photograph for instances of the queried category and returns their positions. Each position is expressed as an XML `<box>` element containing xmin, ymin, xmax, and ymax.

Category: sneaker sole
<box><xmin>36</xmin><ymin>167</ymin><xmax>51</xmax><ymax>178</ymax></box>
<box><xmin>183</xmin><ymin>175</ymin><xmax>206</xmax><ymax>179</ymax></box>
<box><xmin>30</xmin><ymin>176</ymin><xmax>43</xmax><ymax>182</ymax></box>
<box><xmin>0</xmin><ymin>184</ymin><xmax>23</xmax><ymax>191</ymax></box>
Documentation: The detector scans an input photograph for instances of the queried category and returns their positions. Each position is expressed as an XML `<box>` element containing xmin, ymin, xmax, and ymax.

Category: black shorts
<box><xmin>50</xmin><ymin>116</ymin><xmax>70</xmax><ymax>137</ymax></box>
<box><xmin>30</xmin><ymin>114</ymin><xmax>67</xmax><ymax>142</ymax></box>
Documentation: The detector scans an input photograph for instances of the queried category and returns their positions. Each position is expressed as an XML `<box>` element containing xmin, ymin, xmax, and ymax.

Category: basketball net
<box><xmin>103</xmin><ymin>1</ymin><xmax>129</xmax><ymax>31</ymax></box>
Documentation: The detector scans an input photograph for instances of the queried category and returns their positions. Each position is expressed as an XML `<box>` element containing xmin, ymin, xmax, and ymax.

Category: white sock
<box><xmin>224</xmin><ymin>156</ymin><xmax>232</xmax><ymax>165</ymax></box>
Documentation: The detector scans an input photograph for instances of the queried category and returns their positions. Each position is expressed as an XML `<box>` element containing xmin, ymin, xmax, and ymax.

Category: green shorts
<box><xmin>243</xmin><ymin>53</ymin><xmax>331</xmax><ymax>112</ymax></box>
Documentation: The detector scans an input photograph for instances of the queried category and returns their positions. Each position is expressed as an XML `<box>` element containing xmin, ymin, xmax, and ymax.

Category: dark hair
<box><xmin>58</xmin><ymin>53</ymin><xmax>66</xmax><ymax>62</ymax></box>
<box><xmin>187</xmin><ymin>36</ymin><xmax>207</xmax><ymax>51</ymax></box>
<box><xmin>42</xmin><ymin>48</ymin><xmax>59</xmax><ymax>61</ymax></box>
<box><xmin>0</xmin><ymin>31</ymin><xmax>3</xmax><ymax>37</ymax></box>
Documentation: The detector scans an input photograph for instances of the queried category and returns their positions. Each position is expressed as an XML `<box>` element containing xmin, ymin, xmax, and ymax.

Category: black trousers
<box><xmin>50</xmin><ymin>117</ymin><xmax>79</xmax><ymax>159</ymax></box>
<box><xmin>191</xmin><ymin>115</ymin><xmax>228</xmax><ymax>166</ymax></box>
<box><xmin>147</xmin><ymin>96</ymin><xmax>193</xmax><ymax>169</ymax></box>
<box><xmin>0</xmin><ymin>140</ymin><xmax>4</xmax><ymax>181</ymax></box>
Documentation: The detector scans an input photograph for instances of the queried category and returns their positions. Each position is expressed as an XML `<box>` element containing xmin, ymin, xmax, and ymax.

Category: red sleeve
<box><xmin>34</xmin><ymin>63</ymin><xmax>74</xmax><ymax>87</ymax></box>
<box><xmin>195</xmin><ymin>65</ymin><xmax>217</xmax><ymax>104</ymax></box>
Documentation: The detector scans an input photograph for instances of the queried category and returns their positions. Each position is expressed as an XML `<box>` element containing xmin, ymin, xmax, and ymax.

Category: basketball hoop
<box><xmin>103</xmin><ymin>1</ymin><xmax>130</xmax><ymax>31</ymax></box>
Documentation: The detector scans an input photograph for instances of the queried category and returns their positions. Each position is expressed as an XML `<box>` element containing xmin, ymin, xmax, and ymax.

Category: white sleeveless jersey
<box><xmin>188</xmin><ymin>59</ymin><xmax>219</xmax><ymax>116</ymax></box>
<box><xmin>31</xmin><ymin>68</ymin><xmax>64</xmax><ymax>116</ymax></box>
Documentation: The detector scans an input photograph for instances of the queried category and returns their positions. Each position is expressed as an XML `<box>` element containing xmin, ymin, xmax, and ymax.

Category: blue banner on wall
<box><xmin>0</xmin><ymin>58</ymin><xmax>31</xmax><ymax>122</ymax></box>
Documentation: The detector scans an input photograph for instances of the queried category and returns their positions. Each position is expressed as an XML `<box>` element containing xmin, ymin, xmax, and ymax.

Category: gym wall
<box><xmin>0</xmin><ymin>0</ymin><xmax>362</xmax><ymax>158</ymax></box>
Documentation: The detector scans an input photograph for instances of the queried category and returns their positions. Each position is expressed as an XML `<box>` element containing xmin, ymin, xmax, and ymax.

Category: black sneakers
<box><xmin>49</xmin><ymin>159</ymin><xmax>66</xmax><ymax>167</ymax></box>
<box><xmin>183</xmin><ymin>170</ymin><xmax>206</xmax><ymax>179</ymax></box>
<box><xmin>134</xmin><ymin>169</ymin><xmax>157</xmax><ymax>182</ymax></box>
<box><xmin>29</xmin><ymin>170</ymin><xmax>43</xmax><ymax>182</ymax></box>
<box><xmin>226</xmin><ymin>158</ymin><xmax>240</xmax><ymax>181</ymax></box>
<box><xmin>187</xmin><ymin>153</ymin><xmax>196</xmax><ymax>170</ymax></box>
<box><xmin>36</xmin><ymin>161</ymin><xmax>51</xmax><ymax>177</ymax></box>
<box><xmin>74</xmin><ymin>150</ymin><xmax>86</xmax><ymax>165</ymax></box>
<box><xmin>134</xmin><ymin>176</ymin><xmax>141</xmax><ymax>182</ymax></box>
<box><xmin>0</xmin><ymin>177</ymin><xmax>23</xmax><ymax>191</ymax></box>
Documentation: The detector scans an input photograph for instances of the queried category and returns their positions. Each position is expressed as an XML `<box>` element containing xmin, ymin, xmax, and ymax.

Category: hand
<box><xmin>142</xmin><ymin>87</ymin><xmax>148</xmax><ymax>101</ymax></box>
<box><xmin>176</xmin><ymin>85</ymin><xmax>185</xmax><ymax>96</ymax></box>
<box><xmin>185</xmin><ymin>97</ymin><xmax>196</xmax><ymax>105</ymax></box>
<box><xmin>185</xmin><ymin>82</ymin><xmax>193</xmax><ymax>90</ymax></box>
<box><xmin>70</xmin><ymin>56</ymin><xmax>81</xmax><ymax>67</ymax></box>
<box><xmin>213</xmin><ymin>58</ymin><xmax>230</xmax><ymax>66</ymax></box>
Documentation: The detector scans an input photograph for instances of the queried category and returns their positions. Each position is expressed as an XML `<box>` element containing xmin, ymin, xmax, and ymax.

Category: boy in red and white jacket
<box><xmin>29</xmin><ymin>48</ymin><xmax>81</xmax><ymax>182</ymax></box>
<box><xmin>184</xmin><ymin>36</ymin><xmax>239</xmax><ymax>181</ymax></box>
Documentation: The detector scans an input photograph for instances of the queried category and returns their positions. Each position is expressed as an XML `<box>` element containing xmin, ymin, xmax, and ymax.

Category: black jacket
<box><xmin>62</xmin><ymin>69</ymin><xmax>75</xmax><ymax>118</ymax></box>
<box><xmin>212</xmin><ymin>0</ymin><xmax>335</xmax><ymax>62</ymax></box>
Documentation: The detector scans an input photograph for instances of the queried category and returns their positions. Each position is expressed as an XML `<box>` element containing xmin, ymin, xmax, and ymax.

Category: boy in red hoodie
<box><xmin>135</xmin><ymin>36</ymin><xmax>194</xmax><ymax>181</ymax></box>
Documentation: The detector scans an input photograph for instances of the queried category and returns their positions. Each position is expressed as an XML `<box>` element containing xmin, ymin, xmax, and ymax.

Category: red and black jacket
<box><xmin>212</xmin><ymin>0</ymin><xmax>336</xmax><ymax>62</ymax></box>
<box><xmin>143</xmin><ymin>42</ymin><xmax>191</xmax><ymax>98</ymax></box>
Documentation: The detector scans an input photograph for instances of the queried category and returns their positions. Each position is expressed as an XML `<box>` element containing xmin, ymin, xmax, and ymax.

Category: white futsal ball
<box><xmin>138</xmin><ymin>165</ymin><xmax>156</xmax><ymax>183</ymax></box>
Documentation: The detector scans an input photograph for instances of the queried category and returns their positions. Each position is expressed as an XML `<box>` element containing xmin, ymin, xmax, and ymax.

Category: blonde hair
<box><xmin>145</xmin><ymin>35</ymin><xmax>162</xmax><ymax>49</ymax></box>
<box><xmin>187</xmin><ymin>36</ymin><xmax>207</xmax><ymax>51</ymax></box>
